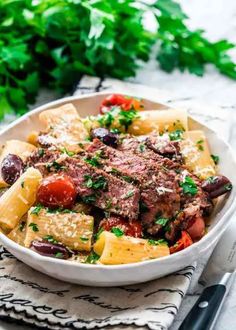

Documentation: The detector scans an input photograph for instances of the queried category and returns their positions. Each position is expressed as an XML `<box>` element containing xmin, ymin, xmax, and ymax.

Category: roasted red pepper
<box><xmin>169</xmin><ymin>231</ymin><xmax>193</xmax><ymax>254</ymax></box>
<box><xmin>100</xmin><ymin>94</ymin><xmax>143</xmax><ymax>114</ymax></box>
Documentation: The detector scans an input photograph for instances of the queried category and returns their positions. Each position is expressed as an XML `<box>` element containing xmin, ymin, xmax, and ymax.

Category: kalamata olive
<box><xmin>90</xmin><ymin>128</ymin><xmax>118</xmax><ymax>147</ymax></box>
<box><xmin>201</xmin><ymin>175</ymin><xmax>232</xmax><ymax>199</ymax></box>
<box><xmin>30</xmin><ymin>240</ymin><xmax>72</xmax><ymax>259</ymax></box>
<box><xmin>1</xmin><ymin>154</ymin><xmax>24</xmax><ymax>185</ymax></box>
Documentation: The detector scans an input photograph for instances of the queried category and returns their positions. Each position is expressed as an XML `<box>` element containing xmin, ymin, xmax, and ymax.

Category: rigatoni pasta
<box><xmin>39</xmin><ymin>103</ymin><xmax>89</xmax><ymax>152</ymax></box>
<box><xmin>24</xmin><ymin>208</ymin><xmax>94</xmax><ymax>251</ymax></box>
<box><xmin>128</xmin><ymin>109</ymin><xmax>188</xmax><ymax>135</ymax></box>
<box><xmin>8</xmin><ymin>218</ymin><xmax>27</xmax><ymax>246</ymax></box>
<box><xmin>94</xmin><ymin>231</ymin><xmax>169</xmax><ymax>265</ymax></box>
<box><xmin>0</xmin><ymin>167</ymin><xmax>42</xmax><ymax>231</ymax></box>
<box><xmin>180</xmin><ymin>130</ymin><xmax>216</xmax><ymax>179</ymax></box>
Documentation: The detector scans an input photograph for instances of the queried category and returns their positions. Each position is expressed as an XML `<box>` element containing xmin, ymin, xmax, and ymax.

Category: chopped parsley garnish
<box><xmin>31</xmin><ymin>204</ymin><xmax>43</xmax><ymax>216</ymax></box>
<box><xmin>148</xmin><ymin>239</ymin><xmax>168</xmax><ymax>246</ymax></box>
<box><xmin>46</xmin><ymin>161</ymin><xmax>67</xmax><ymax>172</ymax></box>
<box><xmin>60</xmin><ymin>147</ymin><xmax>75</xmax><ymax>157</ymax></box>
<box><xmin>94</xmin><ymin>228</ymin><xmax>104</xmax><ymax>241</ymax></box>
<box><xmin>55</xmin><ymin>252</ymin><xmax>63</xmax><ymax>259</ymax></box>
<box><xmin>118</xmin><ymin>109</ymin><xmax>139</xmax><ymax>131</ymax></box>
<box><xmin>82</xmin><ymin>195</ymin><xmax>96</xmax><ymax>204</ymax></box>
<box><xmin>110</xmin><ymin>128</ymin><xmax>121</xmax><ymax>134</ymax></box>
<box><xmin>84</xmin><ymin>155</ymin><xmax>101</xmax><ymax>167</ymax></box>
<box><xmin>206</xmin><ymin>176</ymin><xmax>217</xmax><ymax>184</ymax></box>
<box><xmin>80</xmin><ymin>236</ymin><xmax>89</xmax><ymax>242</ymax></box>
<box><xmin>196</xmin><ymin>139</ymin><xmax>204</xmax><ymax>151</ymax></box>
<box><xmin>224</xmin><ymin>183</ymin><xmax>232</xmax><ymax>191</ymax></box>
<box><xmin>98</xmin><ymin>109</ymin><xmax>116</xmax><ymax>128</ymax></box>
<box><xmin>180</xmin><ymin>176</ymin><xmax>198</xmax><ymax>196</ymax></box>
<box><xmin>211</xmin><ymin>154</ymin><xmax>220</xmax><ymax>165</ymax></box>
<box><xmin>85</xmin><ymin>252</ymin><xmax>100</xmax><ymax>264</ymax></box>
<box><xmin>38</xmin><ymin>148</ymin><xmax>45</xmax><ymax>157</ymax></box>
<box><xmin>169</xmin><ymin>129</ymin><xmax>183</xmax><ymax>141</ymax></box>
<box><xmin>21</xmin><ymin>181</ymin><xmax>25</xmax><ymax>188</ymax></box>
<box><xmin>121</xmin><ymin>175</ymin><xmax>133</xmax><ymax>183</ymax></box>
<box><xmin>84</xmin><ymin>175</ymin><xmax>107</xmax><ymax>190</ymax></box>
<box><xmin>155</xmin><ymin>217</ymin><xmax>169</xmax><ymax>227</ymax></box>
<box><xmin>139</xmin><ymin>143</ymin><xmax>146</xmax><ymax>152</ymax></box>
<box><xmin>123</xmin><ymin>190</ymin><xmax>134</xmax><ymax>199</ymax></box>
<box><xmin>29</xmin><ymin>222</ymin><xmax>39</xmax><ymax>232</ymax></box>
<box><xmin>43</xmin><ymin>235</ymin><xmax>58</xmax><ymax>244</ymax></box>
<box><xmin>19</xmin><ymin>221</ymin><xmax>26</xmax><ymax>232</ymax></box>
<box><xmin>111</xmin><ymin>227</ymin><xmax>124</xmax><ymax>237</ymax></box>
<box><xmin>111</xmin><ymin>167</ymin><xmax>119</xmax><ymax>174</ymax></box>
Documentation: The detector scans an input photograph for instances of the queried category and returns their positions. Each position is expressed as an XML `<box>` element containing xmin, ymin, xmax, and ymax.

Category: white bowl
<box><xmin>0</xmin><ymin>92</ymin><xmax>235</xmax><ymax>286</ymax></box>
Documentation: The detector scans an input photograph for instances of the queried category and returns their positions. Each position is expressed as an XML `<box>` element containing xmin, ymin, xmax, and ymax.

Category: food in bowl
<box><xmin>0</xmin><ymin>94</ymin><xmax>232</xmax><ymax>265</ymax></box>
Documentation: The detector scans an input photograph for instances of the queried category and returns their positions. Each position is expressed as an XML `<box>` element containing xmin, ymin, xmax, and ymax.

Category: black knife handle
<box><xmin>179</xmin><ymin>284</ymin><xmax>226</xmax><ymax>330</ymax></box>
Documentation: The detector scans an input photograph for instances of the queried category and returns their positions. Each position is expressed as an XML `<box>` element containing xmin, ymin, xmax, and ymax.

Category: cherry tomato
<box><xmin>37</xmin><ymin>174</ymin><xmax>77</xmax><ymax>209</ymax></box>
<box><xmin>169</xmin><ymin>231</ymin><xmax>193</xmax><ymax>254</ymax></box>
<box><xmin>100</xmin><ymin>216</ymin><xmax>142</xmax><ymax>238</ymax></box>
<box><xmin>187</xmin><ymin>216</ymin><xmax>205</xmax><ymax>241</ymax></box>
<box><xmin>99</xmin><ymin>94</ymin><xmax>143</xmax><ymax>114</ymax></box>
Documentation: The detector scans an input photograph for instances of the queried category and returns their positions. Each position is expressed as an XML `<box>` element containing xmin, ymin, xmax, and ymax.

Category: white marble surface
<box><xmin>1</xmin><ymin>1</ymin><xmax>236</xmax><ymax>329</ymax></box>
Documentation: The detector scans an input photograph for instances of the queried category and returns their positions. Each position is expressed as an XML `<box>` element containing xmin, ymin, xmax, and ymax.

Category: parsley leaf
<box><xmin>85</xmin><ymin>252</ymin><xmax>100</xmax><ymax>264</ymax></box>
<box><xmin>31</xmin><ymin>204</ymin><xmax>43</xmax><ymax>216</ymax></box>
<box><xmin>180</xmin><ymin>176</ymin><xmax>198</xmax><ymax>196</ymax></box>
<box><xmin>211</xmin><ymin>154</ymin><xmax>220</xmax><ymax>165</ymax></box>
<box><xmin>155</xmin><ymin>217</ymin><xmax>169</xmax><ymax>227</ymax></box>
<box><xmin>29</xmin><ymin>222</ymin><xmax>39</xmax><ymax>232</ymax></box>
<box><xmin>84</xmin><ymin>175</ymin><xmax>107</xmax><ymax>190</ymax></box>
<box><xmin>169</xmin><ymin>129</ymin><xmax>183</xmax><ymax>141</ymax></box>
<box><xmin>19</xmin><ymin>221</ymin><xmax>26</xmax><ymax>232</ymax></box>
<box><xmin>148</xmin><ymin>239</ymin><xmax>168</xmax><ymax>246</ymax></box>
<box><xmin>0</xmin><ymin>0</ymin><xmax>235</xmax><ymax>119</ymax></box>
<box><xmin>43</xmin><ymin>235</ymin><xmax>58</xmax><ymax>244</ymax></box>
<box><xmin>111</xmin><ymin>227</ymin><xmax>124</xmax><ymax>237</ymax></box>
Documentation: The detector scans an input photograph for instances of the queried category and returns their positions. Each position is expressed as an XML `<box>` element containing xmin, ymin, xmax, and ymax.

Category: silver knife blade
<box><xmin>199</xmin><ymin>217</ymin><xmax>236</xmax><ymax>287</ymax></box>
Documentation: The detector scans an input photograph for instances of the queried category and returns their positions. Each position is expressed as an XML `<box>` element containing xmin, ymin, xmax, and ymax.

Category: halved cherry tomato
<box><xmin>169</xmin><ymin>231</ymin><xmax>193</xmax><ymax>254</ymax></box>
<box><xmin>37</xmin><ymin>174</ymin><xmax>77</xmax><ymax>209</ymax></box>
<box><xmin>187</xmin><ymin>216</ymin><xmax>205</xmax><ymax>241</ymax></box>
<box><xmin>99</xmin><ymin>94</ymin><xmax>143</xmax><ymax>114</ymax></box>
<box><xmin>99</xmin><ymin>216</ymin><xmax>142</xmax><ymax>238</ymax></box>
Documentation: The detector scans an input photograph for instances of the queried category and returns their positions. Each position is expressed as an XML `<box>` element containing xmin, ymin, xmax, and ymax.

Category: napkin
<box><xmin>0</xmin><ymin>76</ymin><xmax>197</xmax><ymax>330</ymax></box>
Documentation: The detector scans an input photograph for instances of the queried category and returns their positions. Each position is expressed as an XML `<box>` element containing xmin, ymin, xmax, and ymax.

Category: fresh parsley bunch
<box><xmin>0</xmin><ymin>0</ymin><xmax>235</xmax><ymax>119</ymax></box>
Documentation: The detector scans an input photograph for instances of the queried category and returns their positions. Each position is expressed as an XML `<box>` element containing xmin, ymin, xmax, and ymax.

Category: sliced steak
<box><xmin>146</xmin><ymin>133</ymin><xmax>182</xmax><ymax>162</ymax></box>
<box><xmin>86</xmin><ymin>139</ymin><xmax>181</xmax><ymax>234</ymax></box>
<box><xmin>27</xmin><ymin>149</ymin><xmax>140</xmax><ymax>220</ymax></box>
<box><xmin>118</xmin><ymin>136</ymin><xmax>180</xmax><ymax>170</ymax></box>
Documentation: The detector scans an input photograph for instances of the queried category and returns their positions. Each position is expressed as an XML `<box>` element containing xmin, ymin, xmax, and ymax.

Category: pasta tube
<box><xmin>0</xmin><ymin>140</ymin><xmax>36</xmax><ymax>188</ymax></box>
<box><xmin>39</xmin><ymin>103</ymin><xmax>89</xmax><ymax>152</ymax></box>
<box><xmin>128</xmin><ymin>109</ymin><xmax>188</xmax><ymax>135</ymax></box>
<box><xmin>24</xmin><ymin>208</ymin><xmax>94</xmax><ymax>251</ymax></box>
<box><xmin>94</xmin><ymin>231</ymin><xmax>169</xmax><ymax>265</ymax></box>
<box><xmin>0</xmin><ymin>168</ymin><xmax>42</xmax><ymax>232</ymax></box>
<box><xmin>181</xmin><ymin>130</ymin><xmax>216</xmax><ymax>179</ymax></box>
<box><xmin>8</xmin><ymin>218</ymin><xmax>27</xmax><ymax>246</ymax></box>
<box><xmin>84</xmin><ymin>108</ymin><xmax>188</xmax><ymax>135</ymax></box>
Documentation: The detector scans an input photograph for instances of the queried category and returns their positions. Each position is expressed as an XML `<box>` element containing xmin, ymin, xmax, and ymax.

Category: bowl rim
<box><xmin>0</xmin><ymin>91</ymin><xmax>236</xmax><ymax>271</ymax></box>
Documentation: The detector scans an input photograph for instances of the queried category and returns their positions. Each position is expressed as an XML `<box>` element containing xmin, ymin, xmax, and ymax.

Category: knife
<box><xmin>179</xmin><ymin>218</ymin><xmax>236</xmax><ymax>330</ymax></box>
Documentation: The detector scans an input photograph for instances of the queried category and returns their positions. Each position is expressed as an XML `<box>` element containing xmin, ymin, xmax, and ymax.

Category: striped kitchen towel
<box><xmin>0</xmin><ymin>76</ymin><xmax>198</xmax><ymax>330</ymax></box>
